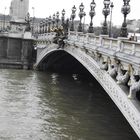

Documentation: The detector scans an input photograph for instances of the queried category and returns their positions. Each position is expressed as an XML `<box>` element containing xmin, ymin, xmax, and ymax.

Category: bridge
<box><xmin>0</xmin><ymin>0</ymin><xmax>139</xmax><ymax>138</ymax></box>
<box><xmin>34</xmin><ymin>30</ymin><xmax>140</xmax><ymax>138</ymax></box>
<box><xmin>33</xmin><ymin>0</ymin><xmax>140</xmax><ymax>138</ymax></box>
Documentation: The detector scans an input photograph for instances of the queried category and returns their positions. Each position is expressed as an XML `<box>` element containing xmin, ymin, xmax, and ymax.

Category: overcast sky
<box><xmin>0</xmin><ymin>0</ymin><xmax>140</xmax><ymax>26</ymax></box>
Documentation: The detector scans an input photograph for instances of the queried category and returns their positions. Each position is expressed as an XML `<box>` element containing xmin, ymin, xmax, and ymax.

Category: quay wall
<box><xmin>0</xmin><ymin>33</ymin><xmax>36</xmax><ymax>69</ymax></box>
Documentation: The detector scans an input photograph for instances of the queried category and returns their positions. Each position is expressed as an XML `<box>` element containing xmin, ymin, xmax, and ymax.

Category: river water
<box><xmin>0</xmin><ymin>69</ymin><xmax>139</xmax><ymax>140</ymax></box>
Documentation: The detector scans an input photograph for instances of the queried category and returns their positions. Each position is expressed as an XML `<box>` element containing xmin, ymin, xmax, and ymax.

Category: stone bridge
<box><xmin>34</xmin><ymin>31</ymin><xmax>140</xmax><ymax>138</ymax></box>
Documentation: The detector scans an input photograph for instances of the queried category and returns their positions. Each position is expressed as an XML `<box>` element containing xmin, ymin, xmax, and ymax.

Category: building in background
<box><xmin>0</xmin><ymin>14</ymin><xmax>11</xmax><ymax>31</ymax></box>
<box><xmin>127</xmin><ymin>19</ymin><xmax>140</xmax><ymax>32</ymax></box>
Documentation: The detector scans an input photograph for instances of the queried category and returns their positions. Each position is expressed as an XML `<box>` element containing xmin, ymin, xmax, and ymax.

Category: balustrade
<box><xmin>38</xmin><ymin>31</ymin><xmax>140</xmax><ymax>60</ymax></box>
<box><xmin>67</xmin><ymin>32</ymin><xmax>140</xmax><ymax>57</ymax></box>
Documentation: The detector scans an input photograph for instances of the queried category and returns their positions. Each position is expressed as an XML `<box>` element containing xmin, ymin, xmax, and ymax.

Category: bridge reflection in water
<box><xmin>0</xmin><ymin>69</ymin><xmax>139</xmax><ymax>139</ymax></box>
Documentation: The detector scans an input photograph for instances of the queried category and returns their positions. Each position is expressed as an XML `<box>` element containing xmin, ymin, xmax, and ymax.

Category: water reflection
<box><xmin>51</xmin><ymin>73</ymin><xmax>59</xmax><ymax>85</ymax></box>
<box><xmin>0</xmin><ymin>69</ymin><xmax>138</xmax><ymax>140</ymax></box>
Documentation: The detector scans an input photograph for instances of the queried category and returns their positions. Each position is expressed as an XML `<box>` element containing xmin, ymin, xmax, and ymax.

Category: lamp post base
<box><xmin>78</xmin><ymin>25</ymin><xmax>83</xmax><ymax>32</ymax></box>
<box><xmin>120</xmin><ymin>26</ymin><xmax>128</xmax><ymax>38</ymax></box>
<box><xmin>102</xmin><ymin>25</ymin><xmax>108</xmax><ymax>35</ymax></box>
<box><xmin>88</xmin><ymin>26</ymin><xmax>94</xmax><ymax>33</ymax></box>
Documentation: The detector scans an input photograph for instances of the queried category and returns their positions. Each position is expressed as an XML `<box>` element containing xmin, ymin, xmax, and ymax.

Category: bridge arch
<box><xmin>35</xmin><ymin>43</ymin><xmax>140</xmax><ymax>138</ymax></box>
<box><xmin>36</xmin><ymin>49</ymin><xmax>93</xmax><ymax>75</ymax></box>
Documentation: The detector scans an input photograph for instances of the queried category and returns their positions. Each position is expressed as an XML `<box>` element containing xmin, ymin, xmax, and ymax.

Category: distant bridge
<box><xmin>34</xmin><ymin>31</ymin><xmax>140</xmax><ymax>138</ymax></box>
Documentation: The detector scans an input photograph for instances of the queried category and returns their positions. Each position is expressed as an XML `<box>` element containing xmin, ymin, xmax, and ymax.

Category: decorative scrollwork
<box><xmin>107</xmin><ymin>58</ymin><xmax>117</xmax><ymax>78</ymax></box>
<box><xmin>128</xmin><ymin>75</ymin><xmax>140</xmax><ymax>99</ymax></box>
<box><xmin>116</xmin><ymin>63</ymin><xmax>130</xmax><ymax>85</ymax></box>
<box><xmin>99</xmin><ymin>56</ymin><xmax>108</xmax><ymax>70</ymax></box>
<box><xmin>127</xmin><ymin>65</ymin><xmax>140</xmax><ymax>99</ymax></box>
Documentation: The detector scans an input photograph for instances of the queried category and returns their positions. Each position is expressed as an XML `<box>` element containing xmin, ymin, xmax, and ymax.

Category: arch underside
<box><xmin>36</xmin><ymin>43</ymin><xmax>140</xmax><ymax>138</ymax></box>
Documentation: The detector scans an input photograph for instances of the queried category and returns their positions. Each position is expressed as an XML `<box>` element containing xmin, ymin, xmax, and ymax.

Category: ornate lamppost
<box><xmin>52</xmin><ymin>14</ymin><xmax>55</xmax><ymax>29</ymax></box>
<box><xmin>120</xmin><ymin>0</ymin><xmax>130</xmax><ymax>37</ymax></box>
<box><xmin>35</xmin><ymin>24</ymin><xmax>38</xmax><ymax>34</ymax></box>
<box><xmin>61</xmin><ymin>9</ymin><xmax>65</xmax><ymax>27</ymax></box>
<box><xmin>65</xmin><ymin>18</ymin><xmax>69</xmax><ymax>35</ymax></box>
<box><xmin>37</xmin><ymin>24</ymin><xmax>40</xmax><ymax>34</ymax></box>
<box><xmin>39</xmin><ymin>22</ymin><xmax>41</xmax><ymax>34</ymax></box>
<box><xmin>45</xmin><ymin>18</ymin><xmax>48</xmax><ymax>33</ymax></box>
<box><xmin>56</xmin><ymin>11</ymin><xmax>60</xmax><ymax>28</ymax></box>
<box><xmin>109</xmin><ymin>2</ymin><xmax>114</xmax><ymax>37</ymax></box>
<box><xmin>48</xmin><ymin>16</ymin><xmax>52</xmax><ymax>33</ymax></box>
<box><xmin>88</xmin><ymin>0</ymin><xmax>96</xmax><ymax>33</ymax></box>
<box><xmin>70</xmin><ymin>5</ymin><xmax>77</xmax><ymax>31</ymax></box>
<box><xmin>3</xmin><ymin>7</ymin><xmax>7</xmax><ymax>31</ymax></box>
<box><xmin>78</xmin><ymin>3</ymin><xmax>85</xmax><ymax>32</ymax></box>
<box><xmin>39</xmin><ymin>21</ymin><xmax>43</xmax><ymax>34</ymax></box>
<box><xmin>42</xmin><ymin>20</ymin><xmax>46</xmax><ymax>34</ymax></box>
<box><xmin>32</xmin><ymin>7</ymin><xmax>35</xmax><ymax>34</ymax></box>
<box><xmin>25</xmin><ymin>12</ymin><xmax>32</xmax><ymax>32</ymax></box>
<box><xmin>102</xmin><ymin>0</ymin><xmax>110</xmax><ymax>35</ymax></box>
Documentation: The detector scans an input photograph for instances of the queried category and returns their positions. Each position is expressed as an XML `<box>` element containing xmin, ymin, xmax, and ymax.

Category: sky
<box><xmin>0</xmin><ymin>0</ymin><xmax>140</xmax><ymax>26</ymax></box>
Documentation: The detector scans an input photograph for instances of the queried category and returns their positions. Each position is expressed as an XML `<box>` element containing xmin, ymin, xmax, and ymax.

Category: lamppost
<box><xmin>32</xmin><ymin>7</ymin><xmax>35</xmax><ymax>34</ymax></box>
<box><xmin>36</xmin><ymin>24</ymin><xmax>40</xmax><ymax>34</ymax></box>
<box><xmin>25</xmin><ymin>12</ymin><xmax>32</xmax><ymax>32</ymax></box>
<box><xmin>78</xmin><ymin>3</ymin><xmax>85</xmax><ymax>32</ymax></box>
<box><xmin>40</xmin><ymin>21</ymin><xmax>43</xmax><ymax>34</ymax></box>
<box><xmin>70</xmin><ymin>5</ymin><xmax>77</xmax><ymax>31</ymax></box>
<box><xmin>45</xmin><ymin>18</ymin><xmax>48</xmax><ymax>33</ymax></box>
<box><xmin>102</xmin><ymin>0</ymin><xmax>110</xmax><ymax>35</ymax></box>
<box><xmin>65</xmin><ymin>18</ymin><xmax>69</xmax><ymax>35</ymax></box>
<box><xmin>120</xmin><ymin>0</ymin><xmax>130</xmax><ymax>37</ymax></box>
<box><xmin>42</xmin><ymin>20</ymin><xmax>46</xmax><ymax>34</ymax></box>
<box><xmin>109</xmin><ymin>2</ymin><xmax>114</xmax><ymax>37</ymax></box>
<box><xmin>3</xmin><ymin>7</ymin><xmax>7</xmax><ymax>31</ymax></box>
<box><xmin>52</xmin><ymin>14</ymin><xmax>55</xmax><ymax>29</ymax></box>
<box><xmin>48</xmin><ymin>16</ymin><xmax>52</xmax><ymax>33</ymax></box>
<box><xmin>56</xmin><ymin>12</ymin><xmax>60</xmax><ymax>28</ymax></box>
<box><xmin>35</xmin><ymin>24</ymin><xmax>38</xmax><ymax>34</ymax></box>
<box><xmin>61</xmin><ymin>9</ymin><xmax>65</xmax><ymax>27</ymax></box>
<box><xmin>39</xmin><ymin>23</ymin><xmax>41</xmax><ymax>34</ymax></box>
<box><xmin>88</xmin><ymin>0</ymin><xmax>96</xmax><ymax>33</ymax></box>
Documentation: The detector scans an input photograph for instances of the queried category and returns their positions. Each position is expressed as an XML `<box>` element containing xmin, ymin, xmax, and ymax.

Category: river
<box><xmin>0</xmin><ymin>69</ymin><xmax>139</xmax><ymax>140</ymax></box>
